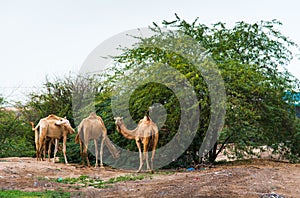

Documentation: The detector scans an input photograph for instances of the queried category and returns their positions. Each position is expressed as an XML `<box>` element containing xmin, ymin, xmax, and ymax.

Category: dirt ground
<box><xmin>0</xmin><ymin>157</ymin><xmax>299</xmax><ymax>198</ymax></box>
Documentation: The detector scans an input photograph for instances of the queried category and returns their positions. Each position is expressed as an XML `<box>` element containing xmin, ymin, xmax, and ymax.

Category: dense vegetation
<box><xmin>1</xmin><ymin>15</ymin><xmax>299</xmax><ymax>167</ymax></box>
<box><xmin>0</xmin><ymin>98</ymin><xmax>34</xmax><ymax>158</ymax></box>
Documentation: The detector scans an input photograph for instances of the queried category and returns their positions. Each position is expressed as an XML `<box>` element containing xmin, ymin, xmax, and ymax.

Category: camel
<box><xmin>30</xmin><ymin>122</ymin><xmax>61</xmax><ymax>161</ymax></box>
<box><xmin>114</xmin><ymin>115</ymin><xmax>159</xmax><ymax>173</ymax></box>
<box><xmin>75</xmin><ymin>112</ymin><xmax>120</xmax><ymax>167</ymax></box>
<box><xmin>31</xmin><ymin>114</ymin><xmax>75</xmax><ymax>164</ymax></box>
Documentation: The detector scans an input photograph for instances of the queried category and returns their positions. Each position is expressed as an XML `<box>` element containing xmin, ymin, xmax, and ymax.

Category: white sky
<box><xmin>0</xmin><ymin>0</ymin><xmax>299</xmax><ymax>102</ymax></box>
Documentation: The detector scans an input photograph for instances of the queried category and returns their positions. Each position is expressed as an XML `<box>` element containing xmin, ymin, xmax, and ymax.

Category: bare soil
<box><xmin>0</xmin><ymin>157</ymin><xmax>299</xmax><ymax>197</ymax></box>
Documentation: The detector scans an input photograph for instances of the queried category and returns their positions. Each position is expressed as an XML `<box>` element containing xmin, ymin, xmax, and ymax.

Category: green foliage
<box><xmin>0</xmin><ymin>97</ymin><xmax>35</xmax><ymax>158</ymax></box>
<box><xmin>0</xmin><ymin>190</ymin><xmax>70</xmax><ymax>198</ymax></box>
<box><xmin>22</xmin><ymin>74</ymin><xmax>77</xmax><ymax>127</ymax></box>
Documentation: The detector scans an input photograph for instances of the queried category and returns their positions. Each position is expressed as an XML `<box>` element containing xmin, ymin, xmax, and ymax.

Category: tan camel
<box><xmin>114</xmin><ymin>115</ymin><xmax>159</xmax><ymax>172</ymax></box>
<box><xmin>75</xmin><ymin>112</ymin><xmax>119</xmax><ymax>167</ymax></box>
<box><xmin>30</xmin><ymin>122</ymin><xmax>60</xmax><ymax>161</ymax></box>
<box><xmin>31</xmin><ymin>114</ymin><xmax>75</xmax><ymax>164</ymax></box>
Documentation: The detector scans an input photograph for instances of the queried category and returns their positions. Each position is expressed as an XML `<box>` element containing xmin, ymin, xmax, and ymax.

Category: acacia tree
<box><xmin>103</xmin><ymin>15</ymin><xmax>299</xmax><ymax>164</ymax></box>
<box><xmin>23</xmin><ymin>76</ymin><xmax>74</xmax><ymax>123</ymax></box>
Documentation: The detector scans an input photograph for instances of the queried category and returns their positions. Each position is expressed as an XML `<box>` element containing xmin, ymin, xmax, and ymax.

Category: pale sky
<box><xmin>1</xmin><ymin>0</ymin><xmax>299</xmax><ymax>103</ymax></box>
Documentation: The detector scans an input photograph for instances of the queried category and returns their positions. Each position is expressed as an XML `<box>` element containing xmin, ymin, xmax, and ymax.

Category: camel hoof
<box><xmin>148</xmin><ymin>170</ymin><xmax>154</xmax><ymax>174</ymax></box>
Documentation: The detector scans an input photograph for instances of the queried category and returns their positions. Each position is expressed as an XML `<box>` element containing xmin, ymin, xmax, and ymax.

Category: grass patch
<box><xmin>0</xmin><ymin>189</ymin><xmax>70</xmax><ymax>198</ymax></box>
<box><xmin>106</xmin><ymin>174</ymin><xmax>145</xmax><ymax>184</ymax></box>
<box><xmin>55</xmin><ymin>174</ymin><xmax>149</xmax><ymax>189</ymax></box>
<box><xmin>155</xmin><ymin>170</ymin><xmax>176</xmax><ymax>175</ymax></box>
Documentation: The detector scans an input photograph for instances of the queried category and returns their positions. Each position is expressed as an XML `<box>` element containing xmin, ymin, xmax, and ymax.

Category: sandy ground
<box><xmin>0</xmin><ymin>157</ymin><xmax>299</xmax><ymax>198</ymax></box>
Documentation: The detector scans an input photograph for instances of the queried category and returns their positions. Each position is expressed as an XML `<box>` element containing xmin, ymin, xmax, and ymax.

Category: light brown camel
<box><xmin>75</xmin><ymin>112</ymin><xmax>119</xmax><ymax>167</ymax></box>
<box><xmin>30</xmin><ymin>122</ymin><xmax>61</xmax><ymax>161</ymax></box>
<box><xmin>114</xmin><ymin>115</ymin><xmax>159</xmax><ymax>172</ymax></box>
<box><xmin>31</xmin><ymin>114</ymin><xmax>75</xmax><ymax>164</ymax></box>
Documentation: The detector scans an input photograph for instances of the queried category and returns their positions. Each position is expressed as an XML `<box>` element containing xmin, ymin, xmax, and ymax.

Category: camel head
<box><xmin>114</xmin><ymin>117</ymin><xmax>124</xmax><ymax>132</ymax></box>
<box><xmin>55</xmin><ymin>118</ymin><xmax>75</xmax><ymax>134</ymax></box>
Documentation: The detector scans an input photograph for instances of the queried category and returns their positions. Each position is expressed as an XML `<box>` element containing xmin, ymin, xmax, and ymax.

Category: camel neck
<box><xmin>118</xmin><ymin>123</ymin><xmax>137</xmax><ymax>140</ymax></box>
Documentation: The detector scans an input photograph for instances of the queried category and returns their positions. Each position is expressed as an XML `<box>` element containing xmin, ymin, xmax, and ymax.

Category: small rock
<box><xmin>261</xmin><ymin>193</ymin><xmax>285</xmax><ymax>198</ymax></box>
<box><xmin>44</xmin><ymin>182</ymin><xmax>52</xmax><ymax>188</ymax></box>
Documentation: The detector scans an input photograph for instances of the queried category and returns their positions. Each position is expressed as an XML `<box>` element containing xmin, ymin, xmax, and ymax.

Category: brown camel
<box><xmin>30</xmin><ymin>115</ymin><xmax>64</xmax><ymax>161</ymax></box>
<box><xmin>75</xmin><ymin>112</ymin><xmax>119</xmax><ymax>167</ymax></box>
<box><xmin>31</xmin><ymin>114</ymin><xmax>75</xmax><ymax>164</ymax></box>
<box><xmin>114</xmin><ymin>115</ymin><xmax>159</xmax><ymax>172</ymax></box>
<box><xmin>30</xmin><ymin>122</ymin><xmax>61</xmax><ymax>161</ymax></box>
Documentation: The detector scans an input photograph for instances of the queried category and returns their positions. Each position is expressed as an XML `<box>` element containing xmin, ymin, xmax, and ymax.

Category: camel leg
<box><xmin>143</xmin><ymin>141</ymin><xmax>150</xmax><ymax>171</ymax></box>
<box><xmin>35</xmin><ymin>143</ymin><xmax>40</xmax><ymax>161</ymax></box>
<box><xmin>150</xmin><ymin>147</ymin><xmax>156</xmax><ymax>172</ymax></box>
<box><xmin>94</xmin><ymin>139</ymin><xmax>99</xmax><ymax>167</ymax></box>
<box><xmin>136</xmin><ymin>139</ymin><xmax>143</xmax><ymax>173</ymax></box>
<box><xmin>99</xmin><ymin>137</ymin><xmax>105</xmax><ymax>168</ymax></box>
<box><xmin>151</xmin><ymin>134</ymin><xmax>159</xmax><ymax>171</ymax></box>
<box><xmin>48</xmin><ymin>140</ymin><xmax>52</xmax><ymax>162</ymax></box>
<box><xmin>53</xmin><ymin>139</ymin><xmax>58</xmax><ymax>163</ymax></box>
<box><xmin>34</xmin><ymin>130</ymin><xmax>40</xmax><ymax>161</ymax></box>
<box><xmin>38</xmin><ymin>135</ymin><xmax>45</xmax><ymax>161</ymax></box>
<box><xmin>36</xmin><ymin>147</ymin><xmax>39</xmax><ymax>161</ymax></box>
<box><xmin>43</xmin><ymin>140</ymin><xmax>47</xmax><ymax>161</ymax></box>
<box><xmin>62</xmin><ymin>136</ymin><xmax>68</xmax><ymax>164</ymax></box>
<box><xmin>150</xmin><ymin>149</ymin><xmax>156</xmax><ymax>171</ymax></box>
<box><xmin>79</xmin><ymin>140</ymin><xmax>84</xmax><ymax>166</ymax></box>
<box><xmin>84</xmin><ymin>144</ymin><xmax>90</xmax><ymax>167</ymax></box>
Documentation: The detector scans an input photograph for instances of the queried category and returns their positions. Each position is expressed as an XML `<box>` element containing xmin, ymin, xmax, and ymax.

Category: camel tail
<box><xmin>147</xmin><ymin>130</ymin><xmax>155</xmax><ymax>151</ymax></box>
<box><xmin>75</xmin><ymin>133</ymin><xmax>80</xmax><ymax>144</ymax></box>
<box><xmin>30</xmin><ymin>122</ymin><xmax>39</xmax><ymax>140</ymax></box>
<box><xmin>147</xmin><ymin>126</ymin><xmax>158</xmax><ymax>151</ymax></box>
<box><xmin>75</xmin><ymin>124</ymin><xmax>83</xmax><ymax>144</ymax></box>
<box><xmin>104</xmin><ymin>136</ymin><xmax>120</xmax><ymax>159</ymax></box>
<box><xmin>29</xmin><ymin>122</ymin><xmax>35</xmax><ymax>131</ymax></box>
<box><xmin>30</xmin><ymin>121</ymin><xmax>40</xmax><ymax>159</ymax></box>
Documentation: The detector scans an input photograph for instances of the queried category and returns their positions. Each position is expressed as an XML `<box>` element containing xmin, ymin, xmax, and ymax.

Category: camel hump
<box><xmin>46</xmin><ymin>114</ymin><xmax>61</xmax><ymax>120</ymax></box>
<box><xmin>144</xmin><ymin>115</ymin><xmax>151</xmax><ymax>122</ymax></box>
